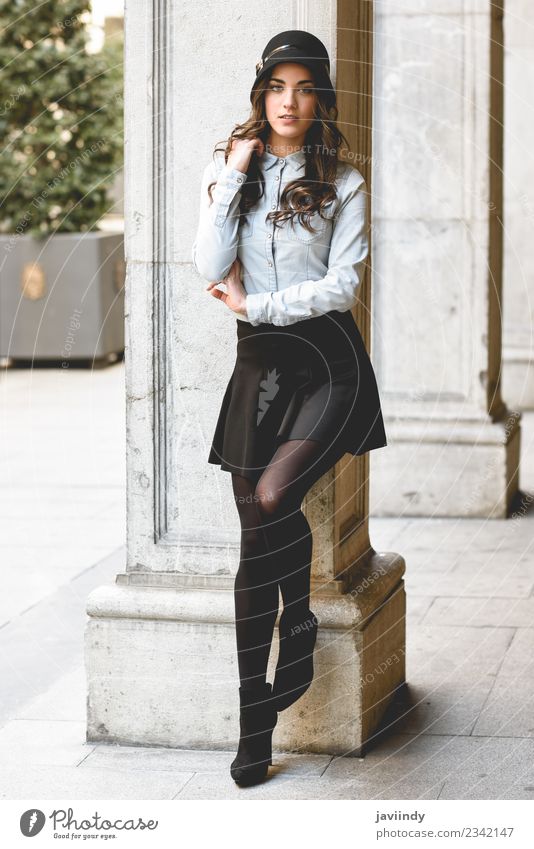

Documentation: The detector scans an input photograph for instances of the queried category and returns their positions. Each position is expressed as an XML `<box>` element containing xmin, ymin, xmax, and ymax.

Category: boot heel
<box><xmin>230</xmin><ymin>682</ymin><xmax>278</xmax><ymax>787</ymax></box>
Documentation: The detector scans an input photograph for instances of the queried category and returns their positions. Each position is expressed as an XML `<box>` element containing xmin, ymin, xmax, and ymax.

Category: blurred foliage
<box><xmin>0</xmin><ymin>0</ymin><xmax>124</xmax><ymax>236</ymax></box>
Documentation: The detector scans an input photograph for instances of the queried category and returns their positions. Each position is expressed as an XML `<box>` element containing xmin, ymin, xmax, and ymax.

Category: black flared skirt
<box><xmin>207</xmin><ymin>308</ymin><xmax>387</xmax><ymax>483</ymax></box>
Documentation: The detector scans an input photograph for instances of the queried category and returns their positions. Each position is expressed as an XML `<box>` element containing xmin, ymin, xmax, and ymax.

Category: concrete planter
<box><xmin>0</xmin><ymin>231</ymin><xmax>125</xmax><ymax>364</ymax></box>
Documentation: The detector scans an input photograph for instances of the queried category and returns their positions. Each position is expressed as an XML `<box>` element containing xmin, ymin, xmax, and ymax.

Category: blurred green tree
<box><xmin>0</xmin><ymin>0</ymin><xmax>123</xmax><ymax>236</ymax></box>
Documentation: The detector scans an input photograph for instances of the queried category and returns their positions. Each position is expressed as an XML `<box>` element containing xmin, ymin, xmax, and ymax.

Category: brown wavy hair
<box><xmin>207</xmin><ymin>71</ymin><xmax>353</xmax><ymax>236</ymax></box>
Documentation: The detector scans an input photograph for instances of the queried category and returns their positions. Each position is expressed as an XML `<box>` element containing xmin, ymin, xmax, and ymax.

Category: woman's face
<box><xmin>264</xmin><ymin>62</ymin><xmax>317</xmax><ymax>143</ymax></box>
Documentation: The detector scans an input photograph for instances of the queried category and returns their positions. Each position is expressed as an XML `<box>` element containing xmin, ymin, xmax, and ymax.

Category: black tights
<box><xmin>231</xmin><ymin>437</ymin><xmax>348</xmax><ymax>690</ymax></box>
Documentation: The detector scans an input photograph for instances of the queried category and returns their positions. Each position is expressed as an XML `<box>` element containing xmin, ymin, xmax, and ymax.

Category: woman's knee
<box><xmin>254</xmin><ymin>484</ymin><xmax>277</xmax><ymax>518</ymax></box>
<box><xmin>254</xmin><ymin>483</ymin><xmax>302</xmax><ymax>522</ymax></box>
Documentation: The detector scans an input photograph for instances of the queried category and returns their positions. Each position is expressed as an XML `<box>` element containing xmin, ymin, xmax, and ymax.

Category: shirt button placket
<box><xmin>268</xmin><ymin>159</ymin><xmax>285</xmax><ymax>292</ymax></box>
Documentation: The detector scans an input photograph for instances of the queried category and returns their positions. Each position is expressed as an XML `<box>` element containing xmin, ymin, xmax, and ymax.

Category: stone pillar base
<box><xmin>370</xmin><ymin>413</ymin><xmax>521</xmax><ymax>518</ymax></box>
<box><xmin>85</xmin><ymin>553</ymin><xmax>405</xmax><ymax>757</ymax></box>
<box><xmin>503</xmin><ymin>348</ymin><xmax>534</xmax><ymax>411</ymax></box>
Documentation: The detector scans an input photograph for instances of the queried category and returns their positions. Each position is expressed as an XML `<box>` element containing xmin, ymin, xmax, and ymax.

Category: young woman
<box><xmin>192</xmin><ymin>30</ymin><xmax>387</xmax><ymax>787</ymax></box>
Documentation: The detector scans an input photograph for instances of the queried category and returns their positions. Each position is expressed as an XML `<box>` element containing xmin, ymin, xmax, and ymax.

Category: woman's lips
<box><xmin>280</xmin><ymin>116</ymin><xmax>298</xmax><ymax>123</ymax></box>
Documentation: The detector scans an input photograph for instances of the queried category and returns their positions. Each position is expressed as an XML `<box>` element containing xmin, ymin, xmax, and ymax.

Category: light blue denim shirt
<box><xmin>191</xmin><ymin>148</ymin><xmax>369</xmax><ymax>327</ymax></box>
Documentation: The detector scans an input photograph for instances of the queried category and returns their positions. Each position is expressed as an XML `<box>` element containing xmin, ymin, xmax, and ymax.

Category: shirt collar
<box><xmin>261</xmin><ymin>148</ymin><xmax>306</xmax><ymax>172</ymax></box>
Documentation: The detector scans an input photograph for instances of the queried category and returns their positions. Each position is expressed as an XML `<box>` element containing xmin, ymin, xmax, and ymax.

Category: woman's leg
<box><xmin>254</xmin><ymin>437</ymin><xmax>348</xmax><ymax>619</ymax></box>
<box><xmin>231</xmin><ymin>472</ymin><xmax>280</xmax><ymax>690</ymax></box>
<box><xmin>231</xmin><ymin>436</ymin><xmax>347</xmax><ymax>690</ymax></box>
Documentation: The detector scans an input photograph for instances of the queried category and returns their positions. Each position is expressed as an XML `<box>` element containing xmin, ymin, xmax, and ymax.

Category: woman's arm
<box><xmin>245</xmin><ymin>170</ymin><xmax>369</xmax><ymax>327</ymax></box>
<box><xmin>191</xmin><ymin>158</ymin><xmax>248</xmax><ymax>282</ymax></box>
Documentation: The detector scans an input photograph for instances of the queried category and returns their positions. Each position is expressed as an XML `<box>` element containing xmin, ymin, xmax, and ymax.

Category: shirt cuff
<box><xmin>213</xmin><ymin>164</ymin><xmax>248</xmax><ymax>227</ymax></box>
<box><xmin>217</xmin><ymin>163</ymin><xmax>248</xmax><ymax>190</ymax></box>
<box><xmin>245</xmin><ymin>292</ymin><xmax>269</xmax><ymax>325</ymax></box>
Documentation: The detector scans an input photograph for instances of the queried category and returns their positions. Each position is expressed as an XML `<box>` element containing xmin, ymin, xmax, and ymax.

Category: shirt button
<box><xmin>236</xmin><ymin>177</ymin><xmax>243</xmax><ymax>183</ymax></box>
<box><xmin>267</xmin><ymin>234</ymin><xmax>272</xmax><ymax>239</ymax></box>
<box><xmin>275</xmin><ymin>176</ymin><xmax>279</xmax><ymax>181</ymax></box>
<box><xmin>268</xmin><ymin>261</ymin><xmax>272</xmax><ymax>267</ymax></box>
<box><xmin>278</xmin><ymin>159</ymin><xmax>284</xmax><ymax>165</ymax></box>
<box><xmin>271</xmin><ymin>204</ymin><xmax>276</xmax><ymax>210</ymax></box>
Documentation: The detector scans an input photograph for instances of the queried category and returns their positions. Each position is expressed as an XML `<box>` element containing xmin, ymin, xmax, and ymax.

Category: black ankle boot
<box><xmin>272</xmin><ymin>608</ymin><xmax>319</xmax><ymax>712</ymax></box>
<box><xmin>230</xmin><ymin>681</ymin><xmax>278</xmax><ymax>786</ymax></box>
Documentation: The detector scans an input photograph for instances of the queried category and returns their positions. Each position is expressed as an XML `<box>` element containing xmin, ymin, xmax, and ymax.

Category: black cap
<box><xmin>251</xmin><ymin>30</ymin><xmax>336</xmax><ymax>109</ymax></box>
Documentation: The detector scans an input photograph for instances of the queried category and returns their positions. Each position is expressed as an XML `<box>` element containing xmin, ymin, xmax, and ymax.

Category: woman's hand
<box><xmin>227</xmin><ymin>137</ymin><xmax>265</xmax><ymax>173</ymax></box>
<box><xmin>206</xmin><ymin>258</ymin><xmax>248</xmax><ymax>319</ymax></box>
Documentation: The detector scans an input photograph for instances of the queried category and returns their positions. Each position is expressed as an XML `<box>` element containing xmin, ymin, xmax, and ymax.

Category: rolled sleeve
<box><xmin>244</xmin><ymin>292</ymin><xmax>269</xmax><ymax>326</ymax></box>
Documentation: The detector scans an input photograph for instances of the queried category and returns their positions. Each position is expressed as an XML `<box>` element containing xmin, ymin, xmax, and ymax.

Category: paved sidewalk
<box><xmin>1</xmin><ymin>361</ymin><xmax>533</xmax><ymax>799</ymax></box>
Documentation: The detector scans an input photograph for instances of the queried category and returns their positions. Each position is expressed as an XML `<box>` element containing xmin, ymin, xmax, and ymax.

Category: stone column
<box><xmin>369</xmin><ymin>0</ymin><xmax>521</xmax><ymax>519</ymax></box>
<box><xmin>85</xmin><ymin>0</ymin><xmax>406</xmax><ymax>757</ymax></box>
<box><xmin>502</xmin><ymin>0</ymin><xmax>534</xmax><ymax>409</ymax></box>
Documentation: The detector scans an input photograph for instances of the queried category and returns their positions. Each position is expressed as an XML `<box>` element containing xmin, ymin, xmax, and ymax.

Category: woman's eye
<box><xmin>268</xmin><ymin>86</ymin><xmax>315</xmax><ymax>94</ymax></box>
